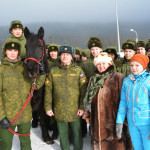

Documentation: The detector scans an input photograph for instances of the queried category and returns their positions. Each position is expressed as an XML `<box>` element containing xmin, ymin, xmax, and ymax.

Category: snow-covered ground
<box><xmin>12</xmin><ymin>125</ymin><xmax>91</xmax><ymax>150</ymax></box>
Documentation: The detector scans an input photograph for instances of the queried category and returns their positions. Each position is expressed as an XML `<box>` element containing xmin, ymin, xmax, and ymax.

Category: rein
<box><xmin>8</xmin><ymin>79</ymin><xmax>36</xmax><ymax>136</ymax></box>
<box><xmin>25</xmin><ymin>39</ymin><xmax>45</xmax><ymax>73</ymax></box>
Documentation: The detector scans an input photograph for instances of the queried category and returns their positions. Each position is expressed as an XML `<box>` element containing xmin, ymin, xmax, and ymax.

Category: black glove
<box><xmin>39</xmin><ymin>62</ymin><xmax>45</xmax><ymax>75</ymax></box>
<box><xmin>0</xmin><ymin>117</ymin><xmax>11</xmax><ymax>129</ymax></box>
<box><xmin>116</xmin><ymin>123</ymin><xmax>123</xmax><ymax>139</ymax></box>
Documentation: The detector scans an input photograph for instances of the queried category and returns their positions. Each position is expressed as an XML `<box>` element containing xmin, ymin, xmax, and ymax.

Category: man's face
<box><xmin>137</xmin><ymin>47</ymin><xmax>146</xmax><ymax>55</ymax></box>
<box><xmin>60</xmin><ymin>53</ymin><xmax>72</xmax><ymax>65</ymax></box>
<box><xmin>124</xmin><ymin>49</ymin><xmax>135</xmax><ymax>60</ymax></box>
<box><xmin>75</xmin><ymin>54</ymin><xmax>80</xmax><ymax>61</ymax></box>
<box><xmin>82</xmin><ymin>56</ymin><xmax>87</xmax><ymax>61</ymax></box>
<box><xmin>90</xmin><ymin>47</ymin><xmax>102</xmax><ymax>58</ymax></box>
<box><xmin>108</xmin><ymin>53</ymin><xmax>115</xmax><ymax>61</ymax></box>
<box><xmin>49</xmin><ymin>51</ymin><xmax>58</xmax><ymax>59</ymax></box>
<box><xmin>5</xmin><ymin>49</ymin><xmax>18</xmax><ymax>61</ymax></box>
<box><xmin>11</xmin><ymin>28</ymin><xmax>23</xmax><ymax>37</ymax></box>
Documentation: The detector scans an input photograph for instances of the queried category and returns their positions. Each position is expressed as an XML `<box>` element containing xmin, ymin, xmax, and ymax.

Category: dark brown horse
<box><xmin>24</xmin><ymin>27</ymin><xmax>58</xmax><ymax>144</ymax></box>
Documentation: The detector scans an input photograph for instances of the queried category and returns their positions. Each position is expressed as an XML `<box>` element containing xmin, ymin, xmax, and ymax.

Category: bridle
<box><xmin>25</xmin><ymin>39</ymin><xmax>45</xmax><ymax>73</ymax></box>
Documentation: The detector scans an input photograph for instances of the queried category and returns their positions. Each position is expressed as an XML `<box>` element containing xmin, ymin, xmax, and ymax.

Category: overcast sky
<box><xmin>0</xmin><ymin>0</ymin><xmax>150</xmax><ymax>26</ymax></box>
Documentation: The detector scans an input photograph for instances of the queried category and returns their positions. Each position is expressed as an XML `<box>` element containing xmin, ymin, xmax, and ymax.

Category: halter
<box><xmin>25</xmin><ymin>39</ymin><xmax>45</xmax><ymax>73</ymax></box>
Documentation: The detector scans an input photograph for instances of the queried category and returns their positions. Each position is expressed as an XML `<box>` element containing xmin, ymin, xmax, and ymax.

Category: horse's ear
<box><xmin>24</xmin><ymin>27</ymin><xmax>30</xmax><ymax>39</ymax></box>
<box><xmin>38</xmin><ymin>27</ymin><xmax>44</xmax><ymax>40</ymax></box>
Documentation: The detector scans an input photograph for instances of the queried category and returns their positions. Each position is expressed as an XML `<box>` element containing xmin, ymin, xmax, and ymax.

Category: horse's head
<box><xmin>24</xmin><ymin>27</ymin><xmax>49</xmax><ymax>78</ymax></box>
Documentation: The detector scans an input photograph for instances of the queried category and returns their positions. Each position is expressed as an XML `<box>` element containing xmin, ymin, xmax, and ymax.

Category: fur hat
<box><xmin>94</xmin><ymin>52</ymin><xmax>113</xmax><ymax>66</ymax></box>
<box><xmin>122</xmin><ymin>41</ymin><xmax>136</xmax><ymax>51</ymax></box>
<box><xmin>48</xmin><ymin>44</ymin><xmax>59</xmax><ymax>53</ymax></box>
<box><xmin>87</xmin><ymin>37</ymin><xmax>103</xmax><ymax>49</ymax></box>
<box><xmin>4</xmin><ymin>38</ymin><xmax>21</xmax><ymax>51</ymax></box>
<box><xmin>75</xmin><ymin>47</ymin><xmax>82</xmax><ymax>55</ymax></box>
<box><xmin>59</xmin><ymin>45</ymin><xmax>75</xmax><ymax>57</ymax></box>
<box><xmin>137</xmin><ymin>40</ymin><xmax>146</xmax><ymax>48</ymax></box>
<box><xmin>104</xmin><ymin>47</ymin><xmax>118</xmax><ymax>59</ymax></box>
<box><xmin>9</xmin><ymin>20</ymin><xmax>24</xmax><ymax>33</ymax></box>
<box><xmin>130</xmin><ymin>54</ymin><xmax>149</xmax><ymax>69</ymax></box>
<box><xmin>82</xmin><ymin>49</ymin><xmax>90</xmax><ymax>58</ymax></box>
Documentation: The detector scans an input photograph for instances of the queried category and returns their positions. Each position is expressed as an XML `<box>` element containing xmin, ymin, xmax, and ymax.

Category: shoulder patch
<box><xmin>80</xmin><ymin>74</ymin><xmax>85</xmax><ymax>78</ymax></box>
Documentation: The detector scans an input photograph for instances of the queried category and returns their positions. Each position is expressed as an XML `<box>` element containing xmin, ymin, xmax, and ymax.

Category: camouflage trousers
<box><xmin>57</xmin><ymin>118</ymin><xmax>83</xmax><ymax>150</ymax></box>
<box><xmin>0</xmin><ymin>122</ymin><xmax>31</xmax><ymax>150</ymax></box>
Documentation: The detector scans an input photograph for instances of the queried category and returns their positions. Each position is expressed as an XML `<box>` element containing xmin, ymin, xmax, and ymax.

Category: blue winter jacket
<box><xmin>116</xmin><ymin>71</ymin><xmax>150</xmax><ymax>125</ymax></box>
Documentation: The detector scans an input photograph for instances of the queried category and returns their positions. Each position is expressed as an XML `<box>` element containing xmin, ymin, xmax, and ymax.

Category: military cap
<box><xmin>48</xmin><ymin>44</ymin><xmax>59</xmax><ymax>53</ymax></box>
<box><xmin>122</xmin><ymin>41</ymin><xmax>136</xmax><ymax>51</ymax></box>
<box><xmin>75</xmin><ymin>47</ymin><xmax>82</xmax><ymax>55</ymax></box>
<box><xmin>4</xmin><ymin>38</ymin><xmax>21</xmax><ymax>51</ymax></box>
<box><xmin>9</xmin><ymin>20</ymin><xmax>24</xmax><ymax>33</ymax></box>
<box><xmin>87</xmin><ymin>37</ymin><xmax>103</xmax><ymax>49</ymax></box>
<box><xmin>104</xmin><ymin>47</ymin><xmax>118</xmax><ymax>59</ymax></box>
<box><xmin>59</xmin><ymin>45</ymin><xmax>75</xmax><ymax>57</ymax></box>
<box><xmin>137</xmin><ymin>40</ymin><xmax>146</xmax><ymax>48</ymax></box>
<box><xmin>82</xmin><ymin>49</ymin><xmax>90</xmax><ymax>58</ymax></box>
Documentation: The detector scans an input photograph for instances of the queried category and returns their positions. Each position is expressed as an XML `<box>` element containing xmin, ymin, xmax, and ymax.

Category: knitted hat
<box><xmin>94</xmin><ymin>52</ymin><xmax>113</xmax><ymax>66</ymax></box>
<box><xmin>130</xmin><ymin>54</ymin><xmax>149</xmax><ymax>69</ymax></box>
<box><xmin>9</xmin><ymin>20</ymin><xmax>24</xmax><ymax>33</ymax></box>
<box><xmin>122</xmin><ymin>41</ymin><xmax>136</xmax><ymax>51</ymax></box>
<box><xmin>104</xmin><ymin>47</ymin><xmax>118</xmax><ymax>59</ymax></box>
<box><xmin>59</xmin><ymin>45</ymin><xmax>75</xmax><ymax>57</ymax></box>
<box><xmin>87</xmin><ymin>37</ymin><xmax>103</xmax><ymax>49</ymax></box>
<box><xmin>137</xmin><ymin>40</ymin><xmax>146</xmax><ymax>48</ymax></box>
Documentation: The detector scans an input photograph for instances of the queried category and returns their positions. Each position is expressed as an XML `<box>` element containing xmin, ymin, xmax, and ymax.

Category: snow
<box><xmin>12</xmin><ymin>125</ymin><xmax>91</xmax><ymax>150</ymax></box>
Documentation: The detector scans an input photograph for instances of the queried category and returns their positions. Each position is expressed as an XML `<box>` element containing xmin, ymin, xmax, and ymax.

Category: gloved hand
<box><xmin>39</xmin><ymin>62</ymin><xmax>45</xmax><ymax>75</ymax></box>
<box><xmin>116</xmin><ymin>123</ymin><xmax>123</xmax><ymax>139</ymax></box>
<box><xmin>0</xmin><ymin>117</ymin><xmax>11</xmax><ymax>129</ymax></box>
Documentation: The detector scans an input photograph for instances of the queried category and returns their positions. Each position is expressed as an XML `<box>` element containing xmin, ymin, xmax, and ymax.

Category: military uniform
<box><xmin>45</xmin><ymin>45</ymin><xmax>87</xmax><ymax>150</ymax></box>
<box><xmin>0</xmin><ymin>39</ymin><xmax>45</xmax><ymax>150</ymax></box>
<box><xmin>47</xmin><ymin>43</ymin><xmax>60</xmax><ymax>69</ymax></box>
<box><xmin>1</xmin><ymin>20</ymin><xmax>26</xmax><ymax>63</ymax></box>
<box><xmin>115</xmin><ymin>57</ymin><xmax>131</xmax><ymax>77</ymax></box>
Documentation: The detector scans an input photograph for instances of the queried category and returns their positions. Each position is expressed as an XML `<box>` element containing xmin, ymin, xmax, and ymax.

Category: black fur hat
<box><xmin>137</xmin><ymin>40</ymin><xmax>146</xmax><ymax>48</ymax></box>
<box><xmin>87</xmin><ymin>37</ymin><xmax>103</xmax><ymax>49</ymax></box>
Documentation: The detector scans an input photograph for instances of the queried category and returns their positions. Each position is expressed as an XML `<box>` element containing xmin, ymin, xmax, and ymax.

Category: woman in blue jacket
<box><xmin>116</xmin><ymin>54</ymin><xmax>150</xmax><ymax>150</ymax></box>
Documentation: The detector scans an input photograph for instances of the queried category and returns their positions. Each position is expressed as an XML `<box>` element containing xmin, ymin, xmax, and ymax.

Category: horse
<box><xmin>24</xmin><ymin>27</ymin><xmax>58</xmax><ymax>144</ymax></box>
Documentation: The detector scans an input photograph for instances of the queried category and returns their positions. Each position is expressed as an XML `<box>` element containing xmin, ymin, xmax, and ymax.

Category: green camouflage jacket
<box><xmin>44</xmin><ymin>64</ymin><xmax>87</xmax><ymax>122</ymax></box>
<box><xmin>115</xmin><ymin>57</ymin><xmax>131</xmax><ymax>77</ymax></box>
<box><xmin>0</xmin><ymin>59</ymin><xmax>45</xmax><ymax>125</ymax></box>
<box><xmin>1</xmin><ymin>35</ymin><xmax>26</xmax><ymax>62</ymax></box>
<box><xmin>47</xmin><ymin>58</ymin><xmax>60</xmax><ymax>70</ymax></box>
<box><xmin>81</xmin><ymin>56</ymin><xmax>96</xmax><ymax>82</ymax></box>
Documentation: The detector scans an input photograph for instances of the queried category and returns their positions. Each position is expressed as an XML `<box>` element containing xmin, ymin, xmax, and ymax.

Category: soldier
<box><xmin>47</xmin><ymin>43</ymin><xmax>60</xmax><ymax>69</ymax></box>
<box><xmin>0</xmin><ymin>39</ymin><xmax>45</xmax><ymax>150</ymax></box>
<box><xmin>82</xmin><ymin>37</ymin><xmax>103</xmax><ymax>81</ymax></box>
<box><xmin>104</xmin><ymin>46</ymin><xmax>118</xmax><ymax>61</ymax></box>
<box><xmin>137</xmin><ymin>40</ymin><xmax>146</xmax><ymax>55</ymax></box>
<box><xmin>81</xmin><ymin>49</ymin><xmax>90</xmax><ymax>62</ymax></box>
<box><xmin>146</xmin><ymin>40</ymin><xmax>150</xmax><ymax>70</ymax></box>
<box><xmin>44</xmin><ymin>45</ymin><xmax>87</xmax><ymax>150</ymax></box>
<box><xmin>74</xmin><ymin>47</ymin><xmax>82</xmax><ymax>66</ymax></box>
<box><xmin>115</xmin><ymin>41</ymin><xmax>136</xmax><ymax>77</ymax></box>
<box><xmin>1</xmin><ymin>20</ymin><xmax>26</xmax><ymax>62</ymax></box>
